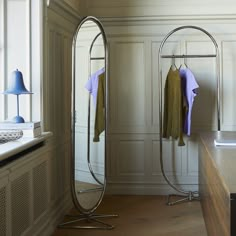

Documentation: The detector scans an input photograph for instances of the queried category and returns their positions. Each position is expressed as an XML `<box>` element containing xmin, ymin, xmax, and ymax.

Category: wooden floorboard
<box><xmin>52</xmin><ymin>195</ymin><xmax>207</xmax><ymax>236</ymax></box>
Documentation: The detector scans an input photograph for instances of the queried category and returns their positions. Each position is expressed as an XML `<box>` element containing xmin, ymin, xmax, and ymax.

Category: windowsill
<box><xmin>0</xmin><ymin>132</ymin><xmax>53</xmax><ymax>162</ymax></box>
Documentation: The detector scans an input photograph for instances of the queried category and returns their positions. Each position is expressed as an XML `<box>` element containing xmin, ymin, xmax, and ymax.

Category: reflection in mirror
<box><xmin>74</xmin><ymin>19</ymin><xmax>105</xmax><ymax>212</ymax></box>
<box><xmin>58</xmin><ymin>16</ymin><xmax>117</xmax><ymax>230</ymax></box>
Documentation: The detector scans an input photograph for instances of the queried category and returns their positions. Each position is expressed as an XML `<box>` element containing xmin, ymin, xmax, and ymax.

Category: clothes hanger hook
<box><xmin>172</xmin><ymin>54</ymin><xmax>177</xmax><ymax>69</ymax></box>
<box><xmin>184</xmin><ymin>55</ymin><xmax>188</xmax><ymax>68</ymax></box>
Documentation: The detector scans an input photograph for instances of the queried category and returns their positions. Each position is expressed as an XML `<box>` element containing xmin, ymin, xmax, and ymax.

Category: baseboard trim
<box><xmin>106</xmin><ymin>183</ymin><xmax>198</xmax><ymax>195</ymax></box>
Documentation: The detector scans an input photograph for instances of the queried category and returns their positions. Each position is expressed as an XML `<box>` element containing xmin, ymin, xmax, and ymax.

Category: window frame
<box><xmin>0</xmin><ymin>0</ymin><xmax>43</xmax><ymax>124</ymax></box>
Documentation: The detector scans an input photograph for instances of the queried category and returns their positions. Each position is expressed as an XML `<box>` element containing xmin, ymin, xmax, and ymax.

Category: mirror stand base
<box><xmin>58</xmin><ymin>213</ymin><xmax>118</xmax><ymax>230</ymax></box>
<box><xmin>166</xmin><ymin>192</ymin><xmax>200</xmax><ymax>206</ymax></box>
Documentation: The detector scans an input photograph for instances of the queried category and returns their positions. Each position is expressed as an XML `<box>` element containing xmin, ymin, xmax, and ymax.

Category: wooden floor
<box><xmin>53</xmin><ymin>195</ymin><xmax>207</xmax><ymax>236</ymax></box>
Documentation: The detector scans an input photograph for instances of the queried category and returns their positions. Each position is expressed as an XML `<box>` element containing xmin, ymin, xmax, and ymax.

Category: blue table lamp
<box><xmin>3</xmin><ymin>69</ymin><xmax>33</xmax><ymax>123</ymax></box>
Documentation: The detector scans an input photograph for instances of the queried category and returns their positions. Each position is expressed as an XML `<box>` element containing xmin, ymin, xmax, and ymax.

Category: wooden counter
<box><xmin>199</xmin><ymin>131</ymin><xmax>236</xmax><ymax>236</ymax></box>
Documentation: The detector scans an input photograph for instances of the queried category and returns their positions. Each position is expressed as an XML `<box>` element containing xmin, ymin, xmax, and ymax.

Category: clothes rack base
<box><xmin>166</xmin><ymin>192</ymin><xmax>200</xmax><ymax>206</ymax></box>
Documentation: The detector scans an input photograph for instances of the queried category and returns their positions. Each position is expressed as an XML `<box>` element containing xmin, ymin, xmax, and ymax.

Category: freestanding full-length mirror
<box><xmin>73</xmin><ymin>16</ymin><xmax>106</xmax><ymax>215</ymax></box>
<box><xmin>59</xmin><ymin>16</ymin><xmax>117</xmax><ymax>229</ymax></box>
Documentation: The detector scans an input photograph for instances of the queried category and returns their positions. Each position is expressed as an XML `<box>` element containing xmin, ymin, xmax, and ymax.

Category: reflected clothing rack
<box><xmin>87</xmin><ymin>31</ymin><xmax>105</xmax><ymax>188</ymax></box>
<box><xmin>158</xmin><ymin>25</ymin><xmax>220</xmax><ymax>205</ymax></box>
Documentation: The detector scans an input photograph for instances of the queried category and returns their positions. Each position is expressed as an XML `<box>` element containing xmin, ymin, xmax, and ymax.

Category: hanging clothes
<box><xmin>84</xmin><ymin>67</ymin><xmax>105</xmax><ymax>106</ymax></box>
<box><xmin>179</xmin><ymin>68</ymin><xmax>199</xmax><ymax>136</ymax></box>
<box><xmin>163</xmin><ymin>66</ymin><xmax>185</xmax><ymax>146</ymax></box>
<box><xmin>85</xmin><ymin>67</ymin><xmax>105</xmax><ymax>142</ymax></box>
<box><xmin>93</xmin><ymin>71</ymin><xmax>105</xmax><ymax>142</ymax></box>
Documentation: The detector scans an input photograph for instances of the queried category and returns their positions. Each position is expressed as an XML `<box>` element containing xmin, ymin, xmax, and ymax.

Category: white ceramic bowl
<box><xmin>0</xmin><ymin>129</ymin><xmax>23</xmax><ymax>144</ymax></box>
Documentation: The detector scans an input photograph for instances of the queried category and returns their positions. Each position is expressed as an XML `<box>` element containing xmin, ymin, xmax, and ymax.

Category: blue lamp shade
<box><xmin>3</xmin><ymin>69</ymin><xmax>33</xmax><ymax>123</ymax></box>
<box><xmin>3</xmin><ymin>69</ymin><xmax>33</xmax><ymax>95</ymax></box>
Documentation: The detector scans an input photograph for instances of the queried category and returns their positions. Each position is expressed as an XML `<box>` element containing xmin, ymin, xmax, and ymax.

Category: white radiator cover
<box><xmin>0</xmin><ymin>140</ymin><xmax>72</xmax><ymax>236</ymax></box>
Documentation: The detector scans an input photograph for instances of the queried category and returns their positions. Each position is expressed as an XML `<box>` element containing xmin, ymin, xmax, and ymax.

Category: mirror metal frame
<box><xmin>71</xmin><ymin>16</ymin><xmax>108</xmax><ymax>216</ymax></box>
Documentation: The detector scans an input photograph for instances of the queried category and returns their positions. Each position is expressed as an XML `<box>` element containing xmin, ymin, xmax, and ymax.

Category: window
<box><xmin>0</xmin><ymin>0</ymin><xmax>42</xmax><ymax>123</ymax></box>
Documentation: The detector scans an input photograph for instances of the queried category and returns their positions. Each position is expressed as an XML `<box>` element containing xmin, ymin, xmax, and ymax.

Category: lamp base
<box><xmin>13</xmin><ymin>116</ymin><xmax>25</xmax><ymax>123</ymax></box>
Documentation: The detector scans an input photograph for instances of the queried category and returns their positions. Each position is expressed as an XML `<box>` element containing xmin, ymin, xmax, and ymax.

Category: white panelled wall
<box><xmin>106</xmin><ymin>26</ymin><xmax>206</xmax><ymax>194</ymax></box>
<box><xmin>105</xmin><ymin>22</ymin><xmax>236</xmax><ymax>194</ymax></box>
<box><xmin>43</xmin><ymin>0</ymin><xmax>236</xmax><ymax>199</ymax></box>
<box><xmin>74</xmin><ymin>1</ymin><xmax>236</xmax><ymax>195</ymax></box>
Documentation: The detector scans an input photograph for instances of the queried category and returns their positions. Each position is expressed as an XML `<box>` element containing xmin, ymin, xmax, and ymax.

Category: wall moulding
<box><xmin>85</xmin><ymin>0</ymin><xmax>236</xmax><ymax>19</ymax></box>
<box><xmin>100</xmin><ymin>16</ymin><xmax>236</xmax><ymax>26</ymax></box>
<box><xmin>47</xmin><ymin>0</ymin><xmax>82</xmax><ymax>24</ymax></box>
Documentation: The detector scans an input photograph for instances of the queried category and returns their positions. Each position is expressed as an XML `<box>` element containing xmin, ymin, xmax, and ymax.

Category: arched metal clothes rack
<box><xmin>85</xmin><ymin>31</ymin><xmax>104</xmax><ymax>191</ymax></box>
<box><xmin>77</xmin><ymin>32</ymin><xmax>105</xmax><ymax>196</ymax></box>
<box><xmin>158</xmin><ymin>25</ymin><xmax>220</xmax><ymax>205</ymax></box>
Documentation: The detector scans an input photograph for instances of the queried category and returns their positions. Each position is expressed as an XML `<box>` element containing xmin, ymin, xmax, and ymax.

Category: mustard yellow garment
<box><xmin>163</xmin><ymin>67</ymin><xmax>185</xmax><ymax>146</ymax></box>
<box><xmin>93</xmin><ymin>72</ymin><xmax>105</xmax><ymax>142</ymax></box>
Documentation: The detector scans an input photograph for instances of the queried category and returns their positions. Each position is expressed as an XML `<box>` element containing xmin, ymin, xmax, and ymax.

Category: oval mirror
<box><xmin>72</xmin><ymin>16</ymin><xmax>107</xmax><ymax>215</ymax></box>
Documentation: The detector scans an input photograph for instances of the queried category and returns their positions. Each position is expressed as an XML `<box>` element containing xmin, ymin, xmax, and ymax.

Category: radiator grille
<box><xmin>11</xmin><ymin>172</ymin><xmax>30</xmax><ymax>236</ymax></box>
<box><xmin>58</xmin><ymin>152</ymin><xmax>65</xmax><ymax>196</ymax></box>
<box><xmin>0</xmin><ymin>186</ymin><xmax>6</xmax><ymax>236</ymax></box>
<box><xmin>33</xmin><ymin>161</ymin><xmax>48</xmax><ymax>220</ymax></box>
<box><xmin>50</xmin><ymin>155</ymin><xmax>57</xmax><ymax>201</ymax></box>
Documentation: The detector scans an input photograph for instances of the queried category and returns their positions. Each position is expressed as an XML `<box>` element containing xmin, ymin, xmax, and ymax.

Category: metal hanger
<box><xmin>179</xmin><ymin>55</ymin><xmax>188</xmax><ymax>69</ymax></box>
<box><xmin>171</xmin><ymin>55</ymin><xmax>177</xmax><ymax>70</ymax></box>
